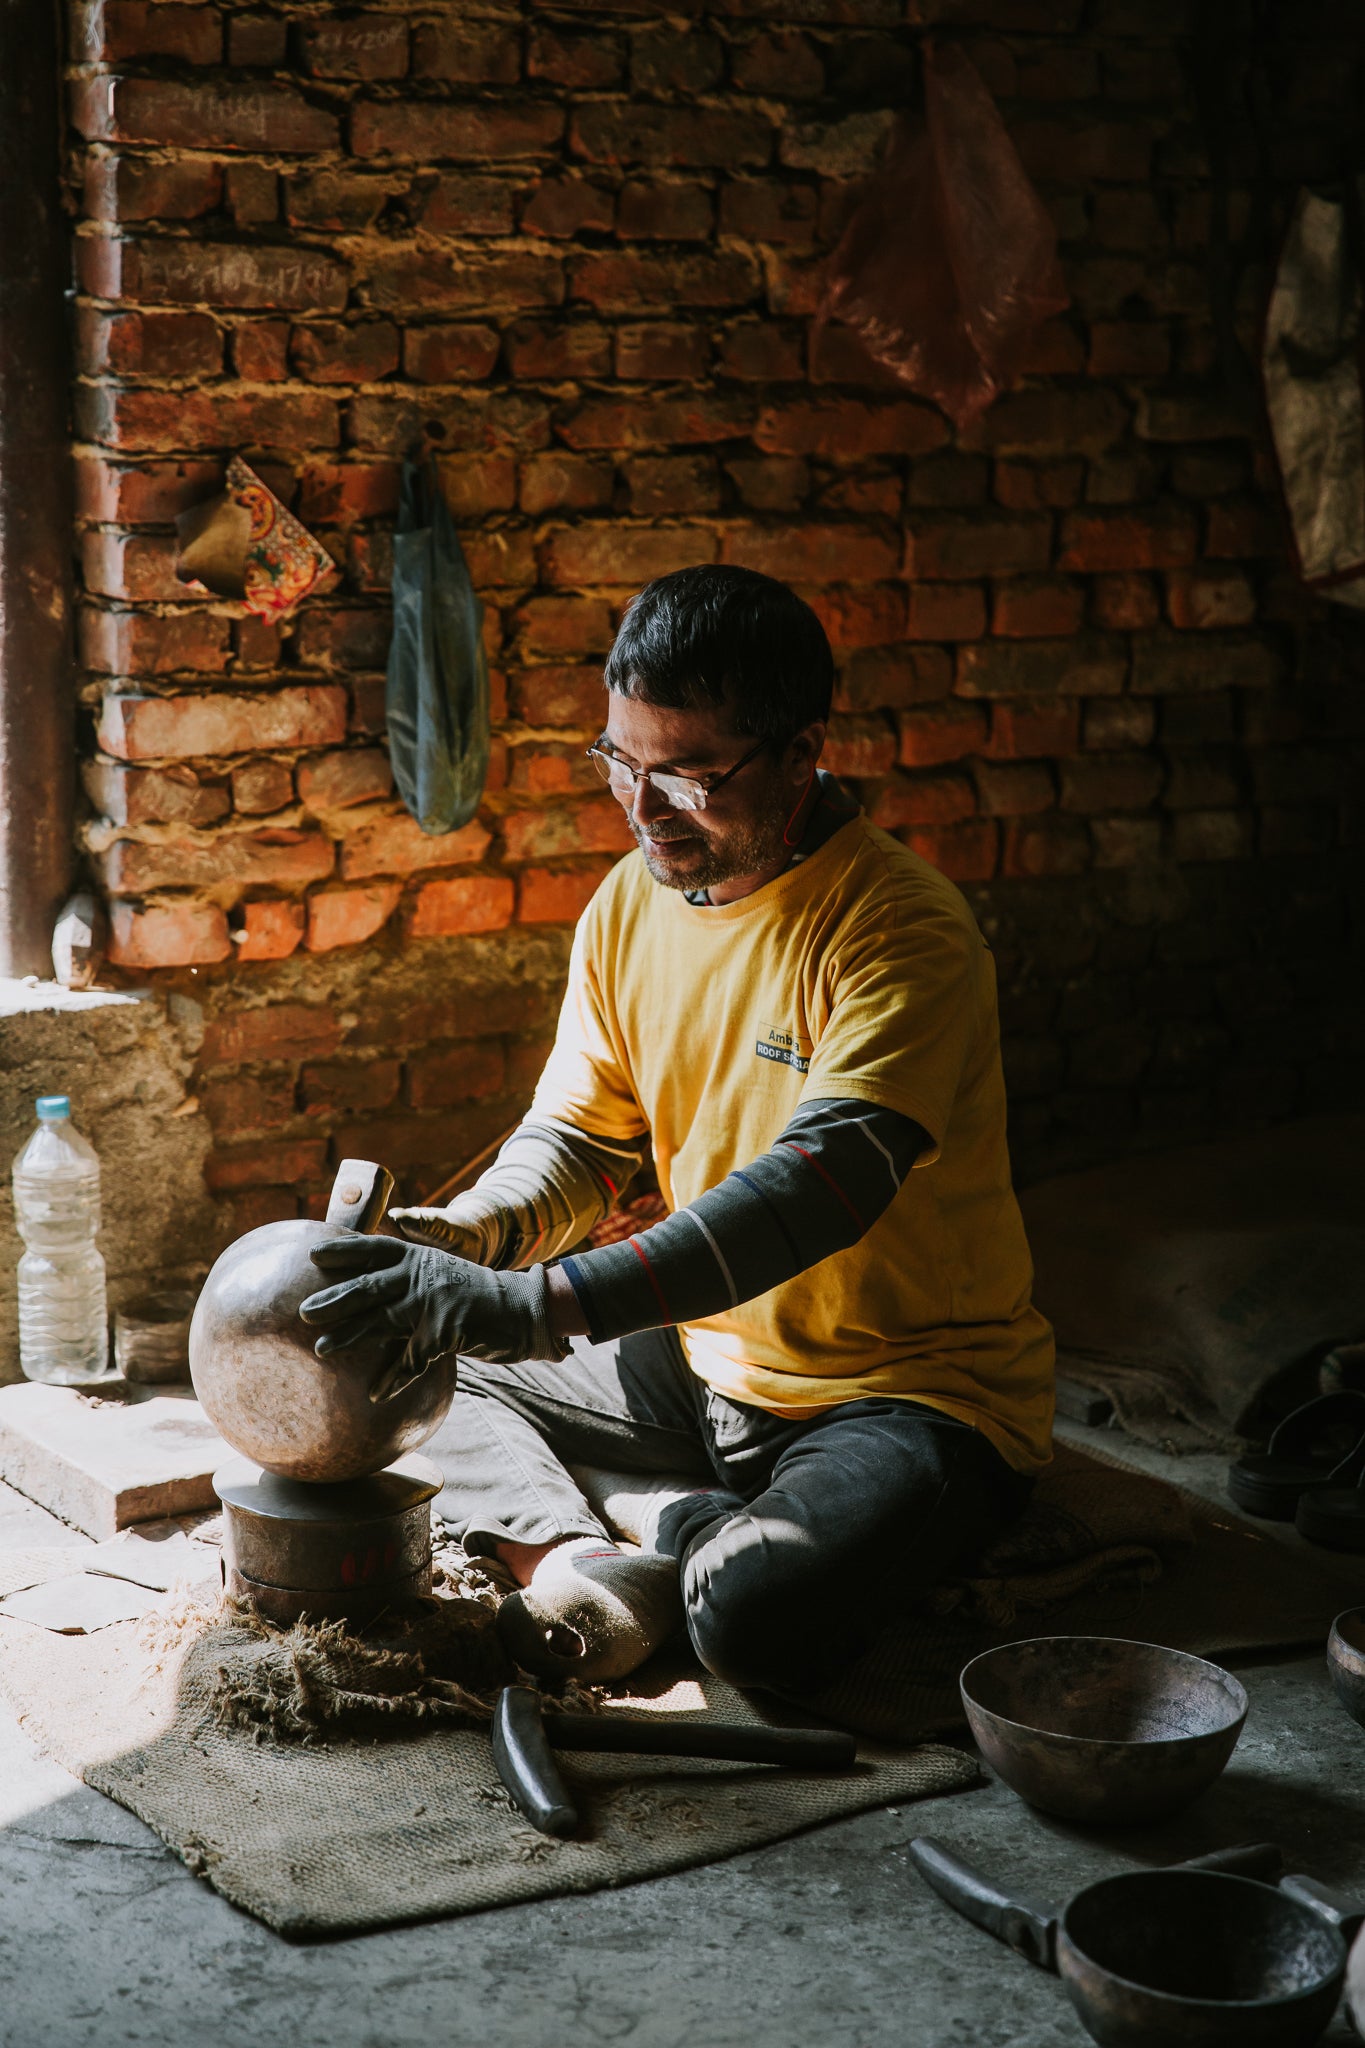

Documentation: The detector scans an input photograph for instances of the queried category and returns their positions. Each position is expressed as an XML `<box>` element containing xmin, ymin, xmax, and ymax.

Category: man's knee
<box><xmin>682</xmin><ymin>1534</ymin><xmax>836</xmax><ymax>1696</ymax></box>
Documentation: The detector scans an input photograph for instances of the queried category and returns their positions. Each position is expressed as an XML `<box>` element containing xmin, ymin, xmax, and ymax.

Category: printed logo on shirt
<box><xmin>755</xmin><ymin>1021</ymin><xmax>811</xmax><ymax>1073</ymax></box>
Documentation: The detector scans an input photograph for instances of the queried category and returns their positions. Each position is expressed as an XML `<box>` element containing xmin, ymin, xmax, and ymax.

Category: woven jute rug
<box><xmin>1</xmin><ymin>1444</ymin><xmax>1361</xmax><ymax>1937</ymax></box>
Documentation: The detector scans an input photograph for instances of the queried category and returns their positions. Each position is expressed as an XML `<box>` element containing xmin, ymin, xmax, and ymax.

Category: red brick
<box><xmin>560</xmin><ymin>392</ymin><xmax>752</xmax><ymax>451</ymax></box>
<box><xmin>617</xmin><ymin>183</ymin><xmax>714</xmax><ymax>242</ymax></box>
<box><xmin>299</xmin><ymin>1060</ymin><xmax>401</xmax><ymax>1116</ymax></box>
<box><xmin>514</xmin><ymin>596</ymin><xmax>616</xmax><ymax>657</ymax></box>
<box><xmin>407</xmin><ymin>1041</ymin><xmax>507</xmax><ymax>1110</ymax></box>
<box><xmin>572</xmin><ymin>249</ymin><xmax>758</xmax><ymax>313</ymax></box>
<box><xmin>97</xmin><ymin>687</ymin><xmax>347</xmax><ymax>760</ymax></box>
<box><xmin>1091</xmin><ymin>816</ymin><xmax>1163</xmax><ymax>868</ymax></box>
<box><xmin>222</xmin><ymin>321</ymin><xmax>284</xmax><ymax>385</ymax></box>
<box><xmin>985</xmin><ymin>701</ymin><xmax>1081</xmax><ymax>760</ymax></box>
<box><xmin>820</xmin><ymin>715</ymin><xmax>896</xmax><ymax>778</ymax></box>
<box><xmin>868</xmin><ymin>772</ymin><xmax>976</xmax><ymax>829</ymax></box>
<box><xmin>757</xmin><ymin>399</ymin><xmax>947</xmax><ymax>461</ymax></box>
<box><xmin>232</xmin><ymin>899</ymin><xmax>306</xmax><ymax>962</ymax></box>
<box><xmin>306</xmin><ymin>883</ymin><xmax>402</xmax><ymax>952</ymax></box>
<box><xmin>72</xmin><ymin>76</ymin><xmax>339</xmax><ymax>152</ymax></box>
<box><xmin>84</xmin><ymin>153</ymin><xmax>222</xmax><ymax>222</ymax></box>
<box><xmin>411</xmin><ymin>17</ymin><xmax>517</xmax><ymax>82</ymax></box>
<box><xmin>360</xmin><ymin>247</ymin><xmax>564</xmax><ymax>317</ymax></box>
<box><xmin>1083</xmin><ymin>699</ymin><xmax>1155</xmax><ymax>750</ymax></box>
<box><xmin>516</xmin><ymin>454</ymin><xmax>611</xmax><ymax>517</ymax></box>
<box><xmin>625</xmin><ymin>455</ymin><xmax>719</xmax><ymax>517</ymax></box>
<box><xmin>76</xmin><ymin>308</ymin><xmax>221</xmax><ymax>379</ymax></box>
<box><xmin>726</xmin><ymin>456</ymin><xmax>809</xmax><ymax>514</ymax></box>
<box><xmin>1166</xmin><ymin>567</ymin><xmax>1257</xmax><ymax>631</ymax></box>
<box><xmin>905</xmin><ymin>584</ymin><xmax>987</xmax><ymax>641</ymax></box>
<box><xmin>1091</xmin><ymin>573</ymin><xmax>1161</xmax><ymax>631</ymax></box>
<box><xmin>993</xmin><ymin>461</ymin><xmax>1085</xmax><ymax>512</ymax></box>
<box><xmin>1129</xmin><ymin>633</ymin><xmax>1280</xmax><ymax>697</ymax></box>
<box><xmin>200</xmin><ymin>1071</ymin><xmax>297</xmax><ymax>1133</ymax></box>
<box><xmin>805</xmin><ymin>584</ymin><xmax>907</xmax><ymax>650</ymax></box>
<box><xmin>225</xmin><ymin>162</ymin><xmax>277</xmax><ymax>228</ymax></box>
<box><xmin>295</xmin><ymin>610</ymin><xmax>391</xmax><ymax>673</ymax></box>
<box><xmin>898</xmin><ymin>821</ymin><xmax>999</xmax><ymax>883</ymax></box>
<box><xmin>82</xmin><ymin>609</ymin><xmax>232</xmax><ymax>678</ymax></box>
<box><xmin>1134</xmin><ymin>391</ymin><xmax>1253</xmax><ymax>443</ymax></box>
<box><xmin>614</xmin><ymin>323</ymin><xmax>708</xmax><ymax>381</ymax></box>
<box><xmin>509</xmin><ymin>665</ymin><xmax>604</xmax><ymax>728</ymax></box>
<box><xmin>517</xmin><ymin>862</ymin><xmax>613</xmax><ymax>924</ymax></box>
<box><xmin>292</xmin><ymin>321</ymin><xmax>401</xmax><ymax>384</ymax></box>
<box><xmin>501</xmin><ymin>801</ymin><xmax>633</xmax><ymax>862</ymax></box>
<box><xmin>1058</xmin><ymin>753</ymin><xmax>1164</xmax><ymax>813</ymax></box>
<box><xmin>1171</xmin><ymin>809</ymin><xmax>1255</xmax><ymax>862</ymax></box>
<box><xmin>507</xmin><ymin>744</ymin><xmax>599</xmax><ymax>798</ymax></box>
<box><xmin>108</xmin><ymin>898</ymin><xmax>230</xmax><ymax>968</ymax></box>
<box><xmin>721</xmin><ymin>523</ymin><xmax>898</xmax><ymax>583</ymax></box>
<box><xmin>1089</xmin><ymin>322</ymin><xmax>1171</xmax><ymax>377</ymax></box>
<box><xmin>1013</xmin><ymin>117</ymin><xmax>1154</xmax><ymax>184</ymax></box>
<box><xmin>1203</xmin><ymin>496</ymin><xmax>1282</xmax><ymax>560</ymax></box>
<box><xmin>837</xmin><ymin>646</ymin><xmax>951</xmax><ymax>713</ymax></box>
<box><xmin>73</xmin><ymin>0</ymin><xmax>221</xmax><ymax>65</ymax></box>
<box><xmin>417</xmin><ymin>174</ymin><xmax>519</xmax><ymax>237</ymax></box>
<box><xmin>404</xmin><ymin>874</ymin><xmax>516</xmax><ymax>939</ymax></box>
<box><xmin>351</xmin><ymin>102</ymin><xmax>563</xmax><ymax>161</ymax></box>
<box><xmin>543</xmin><ymin>522</ymin><xmax>717</xmax><ymax>587</ymax></box>
<box><xmin>83</xmin><ymin>530</ymin><xmax>183</xmax><ymax>603</ymax></box>
<box><xmin>973</xmin><ymin>760</ymin><xmax>1055</xmax><ymax>815</ymax></box>
<box><xmin>87</xmin><ymin>378</ymin><xmax>340</xmax><ymax>453</ymax></box>
<box><xmin>438</xmin><ymin>455</ymin><xmax>518</xmax><ymax>517</ymax></box>
<box><xmin>521</xmin><ymin>179</ymin><xmax>615</xmax><ymax>240</ymax></box>
<box><xmin>227</xmin><ymin>12</ymin><xmax>284</xmax><ymax>64</ymax></box>
<box><xmin>396</xmin><ymin>324</ymin><xmax>504</xmax><ymax>388</ymax></box>
<box><xmin>717</xmin><ymin>322</ymin><xmax>805</xmax><ymax>382</ymax></box>
<box><xmin>299</xmin><ymin>13</ymin><xmax>408</xmax><ymax>78</ymax></box>
<box><xmin>957</xmin><ymin>637</ymin><xmax>1128</xmax><ymax>699</ymax></box>
<box><xmin>100</xmin><ymin>827</ymin><xmax>334</xmax><ymax>897</ymax></box>
<box><xmin>1056</xmin><ymin>504</ymin><xmax>1199</xmax><ymax>573</ymax></box>
<box><xmin>731</xmin><ymin>29</ymin><xmax>824</xmax><ymax>96</ymax></box>
<box><xmin>964</xmin><ymin>388</ymin><xmax>1129</xmax><ymax>458</ymax></box>
<box><xmin>904</xmin><ymin>513</ymin><xmax>1052</xmax><ymax>582</ymax></box>
<box><xmin>505</xmin><ymin>320</ymin><xmax>610</xmax><ymax>381</ymax></box>
<box><xmin>232</xmin><ymin>758</ymin><xmax>293</xmax><ymax>816</ymax></box>
<box><xmin>527</xmin><ymin>24</ymin><xmax>624</xmax><ymax>89</ymax></box>
<box><xmin>297</xmin><ymin>463</ymin><xmax>400</xmax><ymax>525</ymax></box>
<box><xmin>201</xmin><ymin>1003</ymin><xmax>341</xmax><ymax>1067</ymax></box>
<box><xmin>281</xmin><ymin>167</ymin><xmax>389</xmax><ymax>233</ymax></box>
<box><xmin>83</xmin><ymin>759</ymin><xmax>228</xmax><ymax>828</ymax></box>
<box><xmin>631</xmin><ymin>23</ymin><xmax>724</xmax><ymax>93</ymax></box>
<box><xmin>339</xmin><ymin>813</ymin><xmax>490</xmax><ymax>881</ymax></box>
<box><xmin>297</xmin><ymin>748</ymin><xmax>393</xmax><ymax>813</ymax></box>
<box><xmin>570</xmin><ymin>105</ymin><xmax>771</xmax><ymax>169</ymax></box>
<box><xmin>205</xmin><ymin>1138</ymin><xmax>330</xmax><ymax>1195</ymax></box>
<box><xmin>897</xmin><ymin>703</ymin><xmax>989</xmax><ymax>768</ymax></box>
<box><xmin>75</xmin><ymin>456</ymin><xmax>219</xmax><ymax>526</ymax></box>
<box><xmin>806</xmin><ymin>324</ymin><xmax>905</xmax><ymax>388</ymax></box>
<box><xmin>1000</xmin><ymin>818</ymin><xmax>1092</xmax><ymax>879</ymax></box>
<box><xmin>718</xmin><ymin>180</ymin><xmax>818</xmax><ymax>247</ymax></box>
<box><xmin>991</xmin><ymin>578</ymin><xmax>1086</xmax><ymax>638</ymax></box>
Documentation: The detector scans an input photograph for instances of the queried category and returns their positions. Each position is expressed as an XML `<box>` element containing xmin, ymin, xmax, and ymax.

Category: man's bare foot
<box><xmin>494</xmin><ymin>1535</ymin><xmax>572</xmax><ymax>1588</ymax></box>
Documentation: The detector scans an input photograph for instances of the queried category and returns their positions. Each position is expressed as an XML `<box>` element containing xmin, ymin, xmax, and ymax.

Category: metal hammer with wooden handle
<box><xmin>492</xmin><ymin>1685</ymin><xmax>859</xmax><ymax>1837</ymax></box>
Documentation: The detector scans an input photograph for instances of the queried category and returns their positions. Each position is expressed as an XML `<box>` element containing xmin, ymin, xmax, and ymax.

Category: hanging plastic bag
<box><xmin>821</xmin><ymin>39</ymin><xmax>1069</xmax><ymax>429</ymax></box>
<box><xmin>385</xmin><ymin>458</ymin><xmax>491</xmax><ymax>836</ymax></box>
<box><xmin>1262</xmin><ymin>179</ymin><xmax>1365</xmax><ymax>609</ymax></box>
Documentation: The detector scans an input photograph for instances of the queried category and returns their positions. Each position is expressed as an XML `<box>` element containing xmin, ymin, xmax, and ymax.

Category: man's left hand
<box><xmin>299</xmin><ymin>1238</ymin><xmax>568</xmax><ymax>1401</ymax></box>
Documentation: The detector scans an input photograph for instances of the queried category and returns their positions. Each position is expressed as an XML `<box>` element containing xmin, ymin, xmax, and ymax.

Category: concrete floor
<box><xmin>2</xmin><ymin>1424</ymin><xmax>1363</xmax><ymax>2048</ymax></box>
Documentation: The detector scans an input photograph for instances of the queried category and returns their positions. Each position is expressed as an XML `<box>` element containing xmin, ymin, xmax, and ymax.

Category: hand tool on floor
<box><xmin>910</xmin><ymin>1837</ymin><xmax>1362</xmax><ymax>2048</ymax></box>
<box><xmin>492</xmin><ymin>1684</ymin><xmax>858</xmax><ymax>1838</ymax></box>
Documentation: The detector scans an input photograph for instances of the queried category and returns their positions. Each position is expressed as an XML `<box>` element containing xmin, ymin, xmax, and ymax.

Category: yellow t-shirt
<box><xmin>531</xmin><ymin>814</ymin><xmax>1055</xmax><ymax>1473</ymax></box>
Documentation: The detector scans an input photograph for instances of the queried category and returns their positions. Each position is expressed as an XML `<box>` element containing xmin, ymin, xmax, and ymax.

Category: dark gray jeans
<box><xmin>435</xmin><ymin>1328</ymin><xmax>1031</xmax><ymax>1698</ymax></box>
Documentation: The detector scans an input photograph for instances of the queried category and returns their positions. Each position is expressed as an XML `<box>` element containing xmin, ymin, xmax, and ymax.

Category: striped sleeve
<box><xmin>560</xmin><ymin>1098</ymin><xmax>925</xmax><ymax>1342</ymax></box>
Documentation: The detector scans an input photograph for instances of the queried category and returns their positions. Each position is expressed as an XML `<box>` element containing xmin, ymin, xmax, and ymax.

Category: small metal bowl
<box><xmin>960</xmin><ymin>1635</ymin><xmax>1248</xmax><ymax>1825</ymax></box>
<box><xmin>1327</xmin><ymin>1608</ymin><xmax>1365</xmax><ymax>1729</ymax></box>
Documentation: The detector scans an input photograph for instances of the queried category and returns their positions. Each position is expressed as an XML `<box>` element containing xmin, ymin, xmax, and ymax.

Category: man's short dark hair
<box><xmin>604</xmin><ymin>565</ymin><xmax>834</xmax><ymax>746</ymax></box>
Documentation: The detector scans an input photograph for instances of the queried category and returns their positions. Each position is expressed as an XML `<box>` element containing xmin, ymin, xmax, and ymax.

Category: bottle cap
<box><xmin>35</xmin><ymin>1096</ymin><xmax>70</xmax><ymax>1121</ymax></box>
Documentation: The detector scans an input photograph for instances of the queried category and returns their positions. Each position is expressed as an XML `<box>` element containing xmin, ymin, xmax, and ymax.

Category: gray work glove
<box><xmin>386</xmin><ymin>1191</ymin><xmax>506</xmax><ymax>1264</ymax></box>
<box><xmin>299</xmin><ymin>1237</ymin><xmax>568</xmax><ymax>1403</ymax></box>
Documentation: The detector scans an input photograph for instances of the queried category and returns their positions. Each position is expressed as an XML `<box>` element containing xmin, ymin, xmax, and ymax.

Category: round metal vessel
<box><xmin>1328</xmin><ymin>1606</ymin><xmax>1365</xmax><ymax>1728</ymax></box>
<box><xmin>190</xmin><ymin>1219</ymin><xmax>458</xmax><ymax>1483</ymax></box>
<box><xmin>960</xmin><ymin>1634</ymin><xmax>1247</xmax><ymax>1824</ymax></box>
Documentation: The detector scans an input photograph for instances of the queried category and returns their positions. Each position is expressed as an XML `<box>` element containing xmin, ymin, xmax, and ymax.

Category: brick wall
<box><xmin>66</xmin><ymin>0</ymin><xmax>1365</xmax><ymax>1242</ymax></box>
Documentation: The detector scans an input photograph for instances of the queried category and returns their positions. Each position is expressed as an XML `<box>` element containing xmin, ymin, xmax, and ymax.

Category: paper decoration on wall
<box><xmin>174</xmin><ymin>456</ymin><xmax>338</xmax><ymax>619</ymax></box>
<box><xmin>820</xmin><ymin>39</ymin><xmax>1069</xmax><ymax>428</ymax></box>
<box><xmin>1263</xmin><ymin>180</ymin><xmax>1365</xmax><ymax>608</ymax></box>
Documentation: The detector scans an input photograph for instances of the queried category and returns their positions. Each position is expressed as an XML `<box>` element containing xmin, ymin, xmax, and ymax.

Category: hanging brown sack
<box><xmin>820</xmin><ymin>39</ymin><xmax>1069</xmax><ymax>429</ymax></box>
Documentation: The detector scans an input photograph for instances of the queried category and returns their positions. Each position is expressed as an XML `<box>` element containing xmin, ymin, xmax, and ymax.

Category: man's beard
<box><xmin>629</xmin><ymin>788</ymin><xmax>791</xmax><ymax>893</ymax></box>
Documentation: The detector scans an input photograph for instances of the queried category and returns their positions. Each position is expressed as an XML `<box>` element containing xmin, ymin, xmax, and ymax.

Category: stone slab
<box><xmin>0</xmin><ymin>1384</ymin><xmax>229</xmax><ymax>1539</ymax></box>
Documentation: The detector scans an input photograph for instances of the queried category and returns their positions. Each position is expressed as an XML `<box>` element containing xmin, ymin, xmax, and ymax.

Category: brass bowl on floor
<box><xmin>960</xmin><ymin>1635</ymin><xmax>1248</xmax><ymax>1825</ymax></box>
<box><xmin>1328</xmin><ymin>1608</ymin><xmax>1365</xmax><ymax>1729</ymax></box>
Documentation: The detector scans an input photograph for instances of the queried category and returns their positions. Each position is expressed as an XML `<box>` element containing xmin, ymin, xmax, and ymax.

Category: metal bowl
<box><xmin>1327</xmin><ymin>1607</ymin><xmax>1365</xmax><ymax>1729</ymax></box>
<box><xmin>960</xmin><ymin>1635</ymin><xmax>1248</xmax><ymax>1825</ymax></box>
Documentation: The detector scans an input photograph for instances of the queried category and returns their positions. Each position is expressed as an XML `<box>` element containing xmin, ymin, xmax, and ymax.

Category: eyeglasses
<box><xmin>586</xmin><ymin>737</ymin><xmax>769</xmax><ymax>813</ymax></box>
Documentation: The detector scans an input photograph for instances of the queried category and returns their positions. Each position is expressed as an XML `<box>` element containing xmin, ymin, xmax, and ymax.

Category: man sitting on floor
<box><xmin>301</xmin><ymin>565</ymin><xmax>1055</xmax><ymax>1701</ymax></box>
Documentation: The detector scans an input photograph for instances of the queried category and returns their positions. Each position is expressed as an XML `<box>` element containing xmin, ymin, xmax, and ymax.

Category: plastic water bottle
<box><xmin>12</xmin><ymin>1096</ymin><xmax>110</xmax><ymax>1385</ymax></box>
